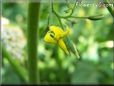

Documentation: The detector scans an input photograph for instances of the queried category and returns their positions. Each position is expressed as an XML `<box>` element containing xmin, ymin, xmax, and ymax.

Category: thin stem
<box><xmin>58</xmin><ymin>17</ymin><xmax>64</xmax><ymax>29</ymax></box>
<box><xmin>52</xmin><ymin>2</ymin><xmax>104</xmax><ymax>21</ymax></box>
<box><xmin>52</xmin><ymin>3</ymin><xmax>64</xmax><ymax>29</ymax></box>
<box><xmin>103</xmin><ymin>0</ymin><xmax>114</xmax><ymax>18</ymax></box>
<box><xmin>106</xmin><ymin>4</ymin><xmax>114</xmax><ymax>18</ymax></box>
<box><xmin>2</xmin><ymin>46</ymin><xmax>28</xmax><ymax>82</ymax></box>
<box><xmin>27</xmin><ymin>2</ymin><xmax>40</xmax><ymax>84</ymax></box>
<box><xmin>52</xmin><ymin>0</ymin><xmax>76</xmax><ymax>18</ymax></box>
<box><xmin>70</xmin><ymin>16</ymin><xmax>89</xmax><ymax>19</ymax></box>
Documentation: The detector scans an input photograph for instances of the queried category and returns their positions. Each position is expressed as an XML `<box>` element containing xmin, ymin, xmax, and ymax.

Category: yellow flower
<box><xmin>44</xmin><ymin>25</ymin><xmax>71</xmax><ymax>54</ymax></box>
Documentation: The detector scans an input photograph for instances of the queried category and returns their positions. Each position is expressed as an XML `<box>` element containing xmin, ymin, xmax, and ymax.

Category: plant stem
<box><xmin>2</xmin><ymin>46</ymin><xmax>28</xmax><ymax>82</ymax></box>
<box><xmin>52</xmin><ymin>3</ymin><xmax>64</xmax><ymax>29</ymax></box>
<box><xmin>52</xmin><ymin>1</ymin><xmax>76</xmax><ymax>19</ymax></box>
<box><xmin>52</xmin><ymin>2</ymin><xmax>104</xmax><ymax>21</ymax></box>
<box><xmin>103</xmin><ymin>0</ymin><xmax>114</xmax><ymax>18</ymax></box>
<box><xmin>27</xmin><ymin>2</ymin><xmax>40</xmax><ymax>84</ymax></box>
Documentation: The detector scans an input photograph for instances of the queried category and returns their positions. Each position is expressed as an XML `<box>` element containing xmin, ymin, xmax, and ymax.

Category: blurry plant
<box><xmin>2</xmin><ymin>0</ymin><xmax>114</xmax><ymax>84</ymax></box>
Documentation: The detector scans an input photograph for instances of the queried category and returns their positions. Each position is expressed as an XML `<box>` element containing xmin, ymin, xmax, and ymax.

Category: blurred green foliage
<box><xmin>1</xmin><ymin>0</ymin><xmax>114</xmax><ymax>84</ymax></box>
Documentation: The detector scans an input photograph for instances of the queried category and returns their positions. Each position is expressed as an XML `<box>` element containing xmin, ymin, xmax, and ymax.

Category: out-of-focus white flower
<box><xmin>100</xmin><ymin>40</ymin><xmax>114</xmax><ymax>48</ymax></box>
<box><xmin>1</xmin><ymin>16</ymin><xmax>26</xmax><ymax>61</ymax></box>
<box><xmin>1</xmin><ymin>17</ymin><xmax>10</xmax><ymax>25</ymax></box>
<box><xmin>105</xmin><ymin>41</ymin><xmax>113</xmax><ymax>48</ymax></box>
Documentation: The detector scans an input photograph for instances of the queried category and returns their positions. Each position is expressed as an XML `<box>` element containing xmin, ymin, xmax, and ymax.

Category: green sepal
<box><xmin>64</xmin><ymin>37</ymin><xmax>80</xmax><ymax>60</ymax></box>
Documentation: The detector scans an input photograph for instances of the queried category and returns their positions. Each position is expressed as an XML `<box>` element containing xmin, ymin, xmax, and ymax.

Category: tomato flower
<box><xmin>44</xmin><ymin>25</ymin><xmax>71</xmax><ymax>54</ymax></box>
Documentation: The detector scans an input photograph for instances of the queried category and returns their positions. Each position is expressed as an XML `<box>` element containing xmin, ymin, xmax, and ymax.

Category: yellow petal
<box><xmin>49</xmin><ymin>25</ymin><xmax>71</xmax><ymax>40</ymax></box>
<box><xmin>44</xmin><ymin>32</ymin><xmax>56</xmax><ymax>44</ymax></box>
<box><xmin>58</xmin><ymin>39</ymin><xmax>69</xmax><ymax>55</ymax></box>
<box><xmin>49</xmin><ymin>26</ymin><xmax>65</xmax><ymax>40</ymax></box>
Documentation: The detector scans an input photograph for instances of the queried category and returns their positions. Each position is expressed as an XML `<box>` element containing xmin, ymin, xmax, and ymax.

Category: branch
<box><xmin>52</xmin><ymin>2</ymin><xmax>104</xmax><ymax>21</ymax></box>
<box><xmin>52</xmin><ymin>0</ymin><xmax>76</xmax><ymax>18</ymax></box>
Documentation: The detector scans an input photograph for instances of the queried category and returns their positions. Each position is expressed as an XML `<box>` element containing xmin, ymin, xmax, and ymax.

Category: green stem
<box><xmin>70</xmin><ymin>16</ymin><xmax>88</xmax><ymax>19</ymax></box>
<box><xmin>52</xmin><ymin>1</ymin><xmax>76</xmax><ymax>18</ymax></box>
<box><xmin>27</xmin><ymin>2</ymin><xmax>40</xmax><ymax>84</ymax></box>
<box><xmin>2</xmin><ymin>46</ymin><xmax>28</xmax><ymax>82</ymax></box>
<box><xmin>106</xmin><ymin>5</ymin><xmax>114</xmax><ymax>18</ymax></box>
<box><xmin>52</xmin><ymin>2</ymin><xmax>104</xmax><ymax>21</ymax></box>
<box><xmin>70</xmin><ymin>15</ymin><xmax>104</xmax><ymax>20</ymax></box>
<box><xmin>52</xmin><ymin>2</ymin><xmax>64</xmax><ymax>29</ymax></box>
<box><xmin>103</xmin><ymin>0</ymin><xmax>114</xmax><ymax>18</ymax></box>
